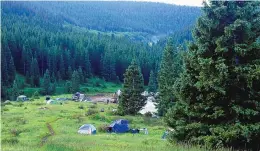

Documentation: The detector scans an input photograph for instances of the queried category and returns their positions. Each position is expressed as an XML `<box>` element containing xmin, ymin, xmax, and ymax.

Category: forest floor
<box><xmin>1</xmin><ymin>94</ymin><xmax>230</xmax><ymax>151</ymax></box>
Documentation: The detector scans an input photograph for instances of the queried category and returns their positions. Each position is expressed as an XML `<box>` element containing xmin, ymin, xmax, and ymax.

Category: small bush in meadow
<box><xmin>78</xmin><ymin>105</ymin><xmax>84</xmax><ymax>109</ymax></box>
<box><xmin>98</xmin><ymin>124</ymin><xmax>109</xmax><ymax>132</ymax></box>
<box><xmin>88</xmin><ymin>104</ymin><xmax>97</xmax><ymax>109</ymax></box>
<box><xmin>2</xmin><ymin>107</ymin><xmax>9</xmax><ymax>112</ymax></box>
<box><xmin>86</xmin><ymin>109</ymin><xmax>98</xmax><ymax>116</ymax></box>
<box><xmin>2</xmin><ymin>137</ymin><xmax>19</xmax><ymax>144</ymax></box>
<box><xmin>32</xmin><ymin>102</ymin><xmax>45</xmax><ymax>106</ymax></box>
<box><xmin>10</xmin><ymin>129</ymin><xmax>22</xmax><ymax>137</ymax></box>
<box><xmin>144</xmin><ymin>112</ymin><xmax>152</xmax><ymax>117</ymax></box>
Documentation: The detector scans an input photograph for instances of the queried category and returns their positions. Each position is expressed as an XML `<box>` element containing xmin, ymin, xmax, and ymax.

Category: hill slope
<box><xmin>2</xmin><ymin>1</ymin><xmax>201</xmax><ymax>34</ymax></box>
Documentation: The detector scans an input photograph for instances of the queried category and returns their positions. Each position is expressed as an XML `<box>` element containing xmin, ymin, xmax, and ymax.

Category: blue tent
<box><xmin>109</xmin><ymin>119</ymin><xmax>129</xmax><ymax>133</ymax></box>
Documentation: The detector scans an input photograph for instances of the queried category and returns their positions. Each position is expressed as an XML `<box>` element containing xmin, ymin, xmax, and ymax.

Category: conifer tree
<box><xmin>78</xmin><ymin>66</ymin><xmax>84</xmax><ymax>83</ymax></box>
<box><xmin>30</xmin><ymin>58</ymin><xmax>40</xmax><ymax>87</ymax></box>
<box><xmin>11</xmin><ymin>80</ymin><xmax>20</xmax><ymax>101</ymax></box>
<box><xmin>71</xmin><ymin>70</ymin><xmax>80</xmax><ymax>93</ymax></box>
<box><xmin>157</xmin><ymin>38</ymin><xmax>181</xmax><ymax>116</ymax></box>
<box><xmin>118</xmin><ymin>60</ymin><xmax>146</xmax><ymax>115</ymax></box>
<box><xmin>8</xmin><ymin>56</ymin><xmax>16</xmax><ymax>84</ymax></box>
<box><xmin>148</xmin><ymin>70</ymin><xmax>157</xmax><ymax>92</ymax></box>
<box><xmin>67</xmin><ymin>66</ymin><xmax>73</xmax><ymax>80</ymax></box>
<box><xmin>42</xmin><ymin>69</ymin><xmax>51</xmax><ymax>95</ymax></box>
<box><xmin>84</xmin><ymin>50</ymin><xmax>92</xmax><ymax>78</ymax></box>
<box><xmin>165</xmin><ymin>1</ymin><xmax>260</xmax><ymax>149</ymax></box>
<box><xmin>59</xmin><ymin>55</ymin><xmax>66</xmax><ymax>79</ymax></box>
<box><xmin>101</xmin><ymin>51</ymin><xmax>117</xmax><ymax>81</ymax></box>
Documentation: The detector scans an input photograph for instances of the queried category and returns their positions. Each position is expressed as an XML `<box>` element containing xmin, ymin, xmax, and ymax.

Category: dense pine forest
<box><xmin>1</xmin><ymin>1</ymin><xmax>199</xmax><ymax>99</ymax></box>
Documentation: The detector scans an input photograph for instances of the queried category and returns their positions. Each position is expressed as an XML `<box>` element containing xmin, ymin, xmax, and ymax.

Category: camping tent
<box><xmin>108</xmin><ymin>119</ymin><xmax>129</xmax><ymax>133</ymax></box>
<box><xmin>16</xmin><ymin>95</ymin><xmax>28</xmax><ymax>101</ymax></box>
<box><xmin>46</xmin><ymin>99</ymin><xmax>58</xmax><ymax>104</ymax></box>
<box><xmin>78</xmin><ymin>124</ymin><xmax>96</xmax><ymax>135</ymax></box>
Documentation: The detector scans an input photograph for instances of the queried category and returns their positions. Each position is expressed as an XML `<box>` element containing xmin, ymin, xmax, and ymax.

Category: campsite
<box><xmin>1</xmin><ymin>1</ymin><xmax>260</xmax><ymax>151</ymax></box>
<box><xmin>1</xmin><ymin>94</ymin><xmax>204</xmax><ymax>151</ymax></box>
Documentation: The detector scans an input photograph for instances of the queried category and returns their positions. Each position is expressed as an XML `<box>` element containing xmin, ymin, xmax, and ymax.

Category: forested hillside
<box><xmin>2</xmin><ymin>1</ymin><xmax>201</xmax><ymax>34</ymax></box>
<box><xmin>1</xmin><ymin>1</ymin><xmax>200</xmax><ymax>100</ymax></box>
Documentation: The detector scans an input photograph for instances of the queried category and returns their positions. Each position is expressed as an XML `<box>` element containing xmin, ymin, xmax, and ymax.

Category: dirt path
<box><xmin>40</xmin><ymin>118</ymin><xmax>61</xmax><ymax>147</ymax></box>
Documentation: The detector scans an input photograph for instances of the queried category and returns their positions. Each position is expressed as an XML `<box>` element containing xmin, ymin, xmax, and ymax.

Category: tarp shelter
<box><xmin>108</xmin><ymin>119</ymin><xmax>129</xmax><ymax>133</ymax></box>
<box><xmin>78</xmin><ymin>124</ymin><xmax>96</xmax><ymax>135</ymax></box>
<box><xmin>16</xmin><ymin>95</ymin><xmax>28</xmax><ymax>101</ymax></box>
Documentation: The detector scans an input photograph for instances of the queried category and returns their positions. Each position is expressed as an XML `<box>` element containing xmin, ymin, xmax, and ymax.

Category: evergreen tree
<box><xmin>165</xmin><ymin>1</ymin><xmax>260</xmax><ymax>150</ymax></box>
<box><xmin>118</xmin><ymin>60</ymin><xmax>146</xmax><ymax>115</ymax></box>
<box><xmin>8</xmin><ymin>56</ymin><xmax>16</xmax><ymax>84</ymax></box>
<box><xmin>65</xmin><ymin>80</ymin><xmax>72</xmax><ymax>93</ymax></box>
<box><xmin>157</xmin><ymin>38</ymin><xmax>182</xmax><ymax>116</ymax></box>
<box><xmin>42</xmin><ymin>69</ymin><xmax>51</xmax><ymax>95</ymax></box>
<box><xmin>29</xmin><ymin>58</ymin><xmax>40</xmax><ymax>87</ymax></box>
<box><xmin>101</xmin><ymin>51</ymin><xmax>117</xmax><ymax>81</ymax></box>
<box><xmin>148</xmin><ymin>70</ymin><xmax>157</xmax><ymax>92</ymax></box>
<box><xmin>78</xmin><ymin>66</ymin><xmax>84</xmax><ymax>83</ymax></box>
<box><xmin>11</xmin><ymin>80</ymin><xmax>20</xmax><ymax>101</ymax></box>
<box><xmin>83</xmin><ymin>50</ymin><xmax>92</xmax><ymax>78</ymax></box>
<box><xmin>67</xmin><ymin>66</ymin><xmax>73</xmax><ymax>80</ymax></box>
<box><xmin>71</xmin><ymin>70</ymin><xmax>80</xmax><ymax>93</ymax></box>
<box><xmin>59</xmin><ymin>55</ymin><xmax>66</xmax><ymax>79</ymax></box>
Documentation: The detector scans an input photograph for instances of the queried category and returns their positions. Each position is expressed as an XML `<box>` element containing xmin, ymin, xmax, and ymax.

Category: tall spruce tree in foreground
<box><xmin>157</xmin><ymin>38</ymin><xmax>182</xmax><ymax>116</ymax></box>
<box><xmin>165</xmin><ymin>1</ymin><xmax>260</xmax><ymax>150</ymax></box>
<box><xmin>148</xmin><ymin>70</ymin><xmax>157</xmax><ymax>92</ymax></box>
<box><xmin>118</xmin><ymin>60</ymin><xmax>146</xmax><ymax>115</ymax></box>
<box><xmin>42</xmin><ymin>69</ymin><xmax>51</xmax><ymax>95</ymax></box>
<box><xmin>71</xmin><ymin>70</ymin><xmax>80</xmax><ymax>93</ymax></box>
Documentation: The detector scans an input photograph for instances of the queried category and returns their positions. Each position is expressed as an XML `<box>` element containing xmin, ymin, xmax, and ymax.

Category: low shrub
<box><xmin>2</xmin><ymin>137</ymin><xmax>19</xmax><ymax>144</ymax></box>
<box><xmin>78</xmin><ymin>105</ymin><xmax>84</xmax><ymax>110</ymax></box>
<box><xmin>98</xmin><ymin>124</ymin><xmax>109</xmax><ymax>132</ymax></box>
<box><xmin>10</xmin><ymin>129</ymin><xmax>22</xmax><ymax>136</ymax></box>
<box><xmin>144</xmin><ymin>112</ymin><xmax>152</xmax><ymax>117</ymax></box>
<box><xmin>32</xmin><ymin>102</ymin><xmax>45</xmax><ymax>106</ymax></box>
<box><xmin>88</xmin><ymin>104</ymin><xmax>97</xmax><ymax>109</ymax></box>
<box><xmin>85</xmin><ymin>109</ymin><xmax>98</xmax><ymax>116</ymax></box>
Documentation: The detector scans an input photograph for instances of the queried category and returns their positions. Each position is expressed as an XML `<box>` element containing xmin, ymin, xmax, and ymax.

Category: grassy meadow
<box><xmin>1</xmin><ymin>95</ymin><xmax>230</xmax><ymax>151</ymax></box>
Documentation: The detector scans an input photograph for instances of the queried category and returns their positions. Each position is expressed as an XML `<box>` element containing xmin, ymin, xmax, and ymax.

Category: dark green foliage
<box><xmin>42</xmin><ymin>69</ymin><xmax>51</xmax><ymax>95</ymax></box>
<box><xmin>11</xmin><ymin>80</ymin><xmax>20</xmax><ymax>101</ymax></box>
<box><xmin>101</xmin><ymin>51</ymin><xmax>117</xmax><ymax>81</ymax></box>
<box><xmin>71</xmin><ymin>70</ymin><xmax>80</xmax><ymax>93</ymax></box>
<box><xmin>148</xmin><ymin>70</ymin><xmax>157</xmax><ymax>92</ymax></box>
<box><xmin>118</xmin><ymin>60</ymin><xmax>146</xmax><ymax>115</ymax></box>
<box><xmin>78</xmin><ymin>66</ymin><xmax>84</xmax><ymax>83</ymax></box>
<box><xmin>157</xmin><ymin>39</ymin><xmax>182</xmax><ymax>116</ymax></box>
<box><xmin>65</xmin><ymin>80</ymin><xmax>72</xmax><ymax>93</ymax></box>
<box><xmin>83</xmin><ymin>50</ymin><xmax>92</xmax><ymax>78</ymax></box>
<box><xmin>29</xmin><ymin>58</ymin><xmax>40</xmax><ymax>87</ymax></box>
<box><xmin>166</xmin><ymin>1</ymin><xmax>260</xmax><ymax>150</ymax></box>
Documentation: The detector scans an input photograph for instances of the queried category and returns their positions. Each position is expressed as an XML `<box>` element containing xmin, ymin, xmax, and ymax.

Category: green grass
<box><xmin>1</xmin><ymin>96</ymin><xmax>230</xmax><ymax>151</ymax></box>
<box><xmin>19</xmin><ymin>77</ymin><xmax>121</xmax><ymax>98</ymax></box>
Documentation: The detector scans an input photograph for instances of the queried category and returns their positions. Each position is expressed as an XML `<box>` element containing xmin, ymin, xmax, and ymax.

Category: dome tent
<box><xmin>78</xmin><ymin>124</ymin><xmax>96</xmax><ymax>135</ymax></box>
<box><xmin>108</xmin><ymin>119</ymin><xmax>129</xmax><ymax>133</ymax></box>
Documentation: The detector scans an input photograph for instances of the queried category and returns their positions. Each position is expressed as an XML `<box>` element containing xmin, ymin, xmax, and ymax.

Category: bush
<box><xmin>10</xmin><ymin>129</ymin><xmax>22</xmax><ymax>136</ymax></box>
<box><xmin>144</xmin><ymin>112</ymin><xmax>152</xmax><ymax>117</ymax></box>
<box><xmin>2</xmin><ymin>107</ymin><xmax>9</xmax><ymax>112</ymax></box>
<box><xmin>98</xmin><ymin>124</ymin><xmax>109</xmax><ymax>132</ymax></box>
<box><xmin>85</xmin><ymin>109</ymin><xmax>98</xmax><ymax>116</ymax></box>
<box><xmin>32</xmin><ymin>91</ymin><xmax>40</xmax><ymax>99</ymax></box>
<box><xmin>32</xmin><ymin>102</ymin><xmax>45</xmax><ymax>106</ymax></box>
<box><xmin>2</xmin><ymin>137</ymin><xmax>19</xmax><ymax>144</ymax></box>
<box><xmin>78</xmin><ymin>105</ymin><xmax>84</xmax><ymax>109</ymax></box>
<box><xmin>88</xmin><ymin>104</ymin><xmax>97</xmax><ymax>109</ymax></box>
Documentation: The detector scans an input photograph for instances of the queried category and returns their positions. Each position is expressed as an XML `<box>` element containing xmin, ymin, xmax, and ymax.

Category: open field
<box><xmin>1</xmin><ymin>95</ymin><xmax>230</xmax><ymax>151</ymax></box>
